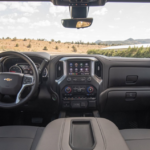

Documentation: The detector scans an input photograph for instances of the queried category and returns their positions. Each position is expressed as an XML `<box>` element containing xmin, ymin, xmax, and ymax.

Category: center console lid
<box><xmin>36</xmin><ymin>118</ymin><xmax>129</xmax><ymax>150</ymax></box>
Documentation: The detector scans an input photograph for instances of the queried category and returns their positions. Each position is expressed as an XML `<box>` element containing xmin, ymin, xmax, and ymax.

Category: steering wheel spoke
<box><xmin>16</xmin><ymin>75</ymin><xmax>34</xmax><ymax>104</ymax></box>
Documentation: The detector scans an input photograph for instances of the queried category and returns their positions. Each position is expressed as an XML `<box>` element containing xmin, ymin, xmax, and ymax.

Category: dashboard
<box><xmin>1</xmin><ymin>52</ymin><xmax>150</xmax><ymax>112</ymax></box>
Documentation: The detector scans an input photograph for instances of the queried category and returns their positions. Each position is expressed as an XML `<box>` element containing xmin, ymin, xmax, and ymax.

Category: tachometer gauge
<box><xmin>9</xmin><ymin>65</ymin><xmax>22</xmax><ymax>73</ymax></box>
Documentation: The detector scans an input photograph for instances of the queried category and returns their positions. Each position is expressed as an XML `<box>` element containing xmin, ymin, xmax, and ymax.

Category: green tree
<box><xmin>23</xmin><ymin>38</ymin><xmax>27</xmax><ymax>41</ymax></box>
<box><xmin>43</xmin><ymin>46</ymin><xmax>48</xmax><ymax>50</ymax></box>
<box><xmin>12</xmin><ymin>37</ymin><xmax>17</xmax><ymax>41</ymax></box>
<box><xmin>15</xmin><ymin>44</ymin><xmax>19</xmax><ymax>47</ymax></box>
<box><xmin>72</xmin><ymin>45</ymin><xmax>77</xmax><ymax>52</ymax></box>
<box><xmin>27</xmin><ymin>43</ymin><xmax>31</xmax><ymax>48</ymax></box>
<box><xmin>55</xmin><ymin>46</ymin><xmax>58</xmax><ymax>50</ymax></box>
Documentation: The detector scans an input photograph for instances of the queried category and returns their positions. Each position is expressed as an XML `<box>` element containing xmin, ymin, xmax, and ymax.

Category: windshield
<box><xmin>0</xmin><ymin>2</ymin><xmax>150</xmax><ymax>57</ymax></box>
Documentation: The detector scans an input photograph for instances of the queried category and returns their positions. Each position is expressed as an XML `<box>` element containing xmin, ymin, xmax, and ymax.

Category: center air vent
<box><xmin>95</xmin><ymin>61</ymin><xmax>101</xmax><ymax>77</ymax></box>
<box><xmin>56</xmin><ymin>62</ymin><xmax>63</xmax><ymax>78</ymax></box>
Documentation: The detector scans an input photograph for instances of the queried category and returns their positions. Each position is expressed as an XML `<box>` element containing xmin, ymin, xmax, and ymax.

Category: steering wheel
<box><xmin>0</xmin><ymin>51</ymin><xmax>39</xmax><ymax>108</ymax></box>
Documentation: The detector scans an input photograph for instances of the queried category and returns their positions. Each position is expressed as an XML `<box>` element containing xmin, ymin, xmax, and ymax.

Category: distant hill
<box><xmin>95</xmin><ymin>38</ymin><xmax>150</xmax><ymax>45</ymax></box>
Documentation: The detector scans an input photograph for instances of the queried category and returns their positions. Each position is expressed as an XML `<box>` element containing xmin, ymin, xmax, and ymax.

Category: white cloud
<box><xmin>92</xmin><ymin>8</ymin><xmax>108</xmax><ymax>16</ymax></box>
<box><xmin>108</xmin><ymin>25</ymin><xmax>115</xmax><ymax>28</ymax></box>
<box><xmin>23</xmin><ymin>13</ymin><xmax>32</xmax><ymax>17</ymax></box>
<box><xmin>8</xmin><ymin>13</ymin><xmax>18</xmax><ymax>17</ymax></box>
<box><xmin>114</xmin><ymin>18</ymin><xmax>120</xmax><ymax>20</ymax></box>
<box><xmin>119</xmin><ymin>10</ymin><xmax>123</xmax><ymax>14</ymax></box>
<box><xmin>53</xmin><ymin>22</ymin><xmax>61</xmax><ymax>28</ymax></box>
<box><xmin>49</xmin><ymin>3</ymin><xmax>68</xmax><ymax>16</ymax></box>
<box><xmin>0</xmin><ymin>4</ymin><xmax>7</xmax><ymax>11</ymax></box>
<box><xmin>17</xmin><ymin>17</ymin><xmax>30</xmax><ymax>23</ymax></box>
<box><xmin>8</xmin><ymin>26</ymin><xmax>15</xmax><ymax>29</ymax></box>
<box><xmin>90</xmin><ymin>29</ymin><xmax>94</xmax><ymax>32</ymax></box>
<box><xmin>57</xmin><ymin>31</ymin><xmax>65</xmax><ymax>34</ymax></box>
<box><xmin>146</xmin><ymin>28</ymin><xmax>150</xmax><ymax>32</ymax></box>
<box><xmin>0</xmin><ymin>17</ymin><xmax>15</xmax><ymax>24</ymax></box>
<box><xmin>0</xmin><ymin>26</ymin><xmax>4</xmax><ymax>29</ymax></box>
<box><xmin>9</xmin><ymin>2</ymin><xmax>41</xmax><ymax>13</ymax></box>
<box><xmin>30</xmin><ymin>20</ymin><xmax>51</xmax><ymax>28</ymax></box>
<box><xmin>17</xmin><ymin>26</ymin><xmax>23</xmax><ymax>29</ymax></box>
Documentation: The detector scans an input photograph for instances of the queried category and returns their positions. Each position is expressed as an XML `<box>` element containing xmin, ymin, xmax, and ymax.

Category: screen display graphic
<box><xmin>68</xmin><ymin>61</ymin><xmax>90</xmax><ymax>75</ymax></box>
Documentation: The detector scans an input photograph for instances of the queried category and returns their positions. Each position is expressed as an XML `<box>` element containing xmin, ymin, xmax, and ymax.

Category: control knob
<box><xmin>87</xmin><ymin>86</ymin><xmax>94</xmax><ymax>93</ymax></box>
<box><xmin>65</xmin><ymin>87</ymin><xmax>72</xmax><ymax>93</ymax></box>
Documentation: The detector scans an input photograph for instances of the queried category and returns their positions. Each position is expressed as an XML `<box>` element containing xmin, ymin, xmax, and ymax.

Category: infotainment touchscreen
<box><xmin>68</xmin><ymin>61</ymin><xmax>90</xmax><ymax>75</ymax></box>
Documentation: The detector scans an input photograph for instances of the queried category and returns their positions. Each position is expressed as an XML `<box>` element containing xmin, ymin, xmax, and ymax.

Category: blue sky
<box><xmin>0</xmin><ymin>2</ymin><xmax>150</xmax><ymax>42</ymax></box>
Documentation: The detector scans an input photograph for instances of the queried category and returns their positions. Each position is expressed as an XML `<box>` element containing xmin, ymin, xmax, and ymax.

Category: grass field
<box><xmin>87</xmin><ymin>46</ymin><xmax>150</xmax><ymax>58</ymax></box>
<box><xmin>0</xmin><ymin>39</ymin><xmax>106</xmax><ymax>54</ymax></box>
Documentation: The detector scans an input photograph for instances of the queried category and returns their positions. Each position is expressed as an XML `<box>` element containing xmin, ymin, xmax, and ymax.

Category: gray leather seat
<box><xmin>0</xmin><ymin>121</ymin><xmax>149</xmax><ymax>150</ymax></box>
<box><xmin>0</xmin><ymin>126</ymin><xmax>44</xmax><ymax>150</ymax></box>
<box><xmin>120</xmin><ymin>129</ymin><xmax>150</xmax><ymax>150</ymax></box>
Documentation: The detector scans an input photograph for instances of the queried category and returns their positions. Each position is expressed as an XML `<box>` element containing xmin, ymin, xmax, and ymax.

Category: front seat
<box><xmin>0</xmin><ymin>126</ymin><xmax>44</xmax><ymax>150</ymax></box>
<box><xmin>120</xmin><ymin>129</ymin><xmax>150</xmax><ymax>150</ymax></box>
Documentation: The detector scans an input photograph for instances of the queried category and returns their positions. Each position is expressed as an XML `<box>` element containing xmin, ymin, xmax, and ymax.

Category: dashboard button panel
<box><xmin>61</xmin><ymin>85</ymin><xmax>97</xmax><ymax>109</ymax></box>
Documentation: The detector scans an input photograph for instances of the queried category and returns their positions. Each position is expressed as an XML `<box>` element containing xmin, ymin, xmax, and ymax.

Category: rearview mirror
<box><xmin>61</xmin><ymin>18</ymin><xmax>93</xmax><ymax>29</ymax></box>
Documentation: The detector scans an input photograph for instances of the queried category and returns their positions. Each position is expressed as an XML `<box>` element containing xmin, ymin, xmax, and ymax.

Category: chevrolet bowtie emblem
<box><xmin>4</xmin><ymin>78</ymin><xmax>12</xmax><ymax>81</ymax></box>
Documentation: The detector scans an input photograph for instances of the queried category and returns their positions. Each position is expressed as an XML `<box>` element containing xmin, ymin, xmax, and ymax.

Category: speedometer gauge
<box><xmin>9</xmin><ymin>65</ymin><xmax>22</xmax><ymax>73</ymax></box>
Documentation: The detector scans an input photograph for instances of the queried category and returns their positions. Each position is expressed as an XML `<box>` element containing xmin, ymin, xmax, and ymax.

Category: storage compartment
<box><xmin>70</xmin><ymin>120</ymin><xmax>95</xmax><ymax>150</ymax></box>
<box><xmin>109</xmin><ymin>67</ymin><xmax>150</xmax><ymax>87</ymax></box>
<box><xmin>100</xmin><ymin>89</ymin><xmax>150</xmax><ymax>112</ymax></box>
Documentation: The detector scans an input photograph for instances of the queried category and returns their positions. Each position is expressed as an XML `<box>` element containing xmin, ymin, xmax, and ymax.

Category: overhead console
<box><xmin>55</xmin><ymin>57</ymin><xmax>102</xmax><ymax>110</ymax></box>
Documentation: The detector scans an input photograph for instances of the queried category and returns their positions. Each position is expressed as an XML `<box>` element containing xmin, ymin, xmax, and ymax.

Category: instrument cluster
<box><xmin>9</xmin><ymin>64</ymin><xmax>48</xmax><ymax>77</ymax></box>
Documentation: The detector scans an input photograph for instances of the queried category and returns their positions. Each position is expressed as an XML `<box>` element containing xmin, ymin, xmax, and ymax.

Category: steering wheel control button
<box><xmin>67</xmin><ymin>77</ymin><xmax>71</xmax><ymax>82</ymax></box>
<box><xmin>23</xmin><ymin>76</ymin><xmax>32</xmax><ymax>84</ymax></box>
<box><xmin>87</xmin><ymin>86</ymin><xmax>94</xmax><ymax>93</ymax></box>
<box><xmin>65</xmin><ymin>87</ymin><xmax>72</xmax><ymax>93</ymax></box>
<box><xmin>87</xmin><ymin>77</ymin><xmax>91</xmax><ymax>82</ymax></box>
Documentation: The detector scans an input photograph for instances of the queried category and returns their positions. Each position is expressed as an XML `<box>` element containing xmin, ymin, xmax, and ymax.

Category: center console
<box><xmin>55</xmin><ymin>57</ymin><xmax>102</xmax><ymax>110</ymax></box>
<box><xmin>36</xmin><ymin>118</ymin><xmax>129</xmax><ymax>150</ymax></box>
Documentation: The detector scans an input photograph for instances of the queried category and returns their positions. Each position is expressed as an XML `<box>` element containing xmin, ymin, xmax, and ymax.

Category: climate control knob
<box><xmin>65</xmin><ymin>87</ymin><xmax>72</xmax><ymax>93</ymax></box>
<box><xmin>87</xmin><ymin>86</ymin><xmax>94</xmax><ymax>93</ymax></box>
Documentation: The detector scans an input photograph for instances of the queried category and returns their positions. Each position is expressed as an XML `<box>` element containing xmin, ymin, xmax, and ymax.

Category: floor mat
<box><xmin>101</xmin><ymin>111</ymin><xmax>150</xmax><ymax>129</ymax></box>
<box><xmin>0</xmin><ymin>110</ymin><xmax>54</xmax><ymax>127</ymax></box>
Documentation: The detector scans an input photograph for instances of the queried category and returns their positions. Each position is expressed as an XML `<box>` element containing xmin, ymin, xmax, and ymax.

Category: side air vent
<box><xmin>56</xmin><ymin>62</ymin><xmax>63</xmax><ymax>78</ymax></box>
<box><xmin>95</xmin><ymin>61</ymin><xmax>101</xmax><ymax>77</ymax></box>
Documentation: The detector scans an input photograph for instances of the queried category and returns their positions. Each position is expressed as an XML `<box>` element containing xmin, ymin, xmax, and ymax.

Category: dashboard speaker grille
<box><xmin>95</xmin><ymin>61</ymin><xmax>101</xmax><ymax>77</ymax></box>
<box><xmin>56</xmin><ymin>62</ymin><xmax>63</xmax><ymax>78</ymax></box>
